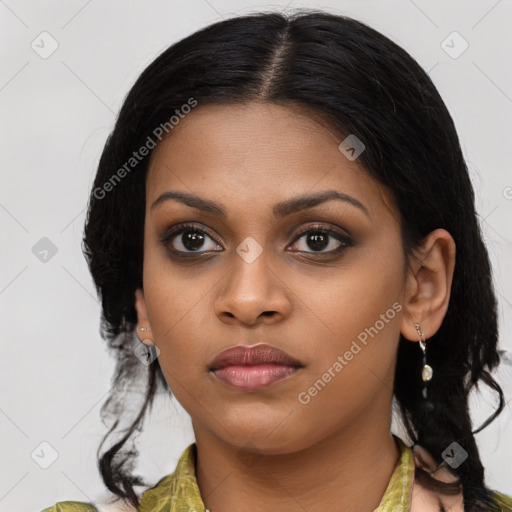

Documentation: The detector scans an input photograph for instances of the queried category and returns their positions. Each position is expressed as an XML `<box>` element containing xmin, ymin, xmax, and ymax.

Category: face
<box><xmin>135</xmin><ymin>101</ymin><xmax>410</xmax><ymax>455</ymax></box>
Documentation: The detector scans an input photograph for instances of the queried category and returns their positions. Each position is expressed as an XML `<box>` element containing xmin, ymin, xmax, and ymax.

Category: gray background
<box><xmin>1</xmin><ymin>0</ymin><xmax>511</xmax><ymax>510</ymax></box>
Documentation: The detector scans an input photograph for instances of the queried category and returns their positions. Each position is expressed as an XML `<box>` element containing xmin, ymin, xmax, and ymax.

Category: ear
<box><xmin>134</xmin><ymin>288</ymin><xmax>154</xmax><ymax>346</ymax></box>
<box><xmin>400</xmin><ymin>229</ymin><xmax>456</xmax><ymax>342</ymax></box>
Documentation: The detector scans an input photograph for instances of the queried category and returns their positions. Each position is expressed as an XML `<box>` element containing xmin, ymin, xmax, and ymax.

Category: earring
<box><xmin>415</xmin><ymin>323</ymin><xmax>433</xmax><ymax>399</ymax></box>
<box><xmin>137</xmin><ymin>326</ymin><xmax>154</xmax><ymax>346</ymax></box>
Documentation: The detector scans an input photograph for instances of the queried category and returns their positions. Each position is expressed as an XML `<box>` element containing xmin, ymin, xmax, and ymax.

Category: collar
<box><xmin>138</xmin><ymin>435</ymin><xmax>414</xmax><ymax>512</ymax></box>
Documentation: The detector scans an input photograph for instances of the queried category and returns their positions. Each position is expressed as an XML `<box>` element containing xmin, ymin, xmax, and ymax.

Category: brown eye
<box><xmin>160</xmin><ymin>223</ymin><xmax>223</xmax><ymax>254</ymax></box>
<box><xmin>289</xmin><ymin>225</ymin><xmax>354</xmax><ymax>254</ymax></box>
<box><xmin>160</xmin><ymin>222</ymin><xmax>354</xmax><ymax>259</ymax></box>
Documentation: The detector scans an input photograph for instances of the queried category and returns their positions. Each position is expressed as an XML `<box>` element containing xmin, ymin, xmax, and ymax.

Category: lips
<box><xmin>209</xmin><ymin>344</ymin><xmax>304</xmax><ymax>391</ymax></box>
<box><xmin>209</xmin><ymin>344</ymin><xmax>303</xmax><ymax>371</ymax></box>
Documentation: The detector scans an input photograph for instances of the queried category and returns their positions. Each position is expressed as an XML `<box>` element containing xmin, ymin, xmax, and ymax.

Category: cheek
<box><xmin>298</xmin><ymin>242</ymin><xmax>404</xmax><ymax>401</ymax></box>
<box><xmin>293</xmin><ymin>288</ymin><xmax>401</xmax><ymax>445</ymax></box>
<box><xmin>145</xmin><ymin>288</ymin><xmax>210</xmax><ymax>374</ymax></box>
<box><xmin>305</xmin><ymin>242</ymin><xmax>404</xmax><ymax>346</ymax></box>
<box><xmin>142</xmin><ymin>264</ymin><xmax>211</xmax><ymax>381</ymax></box>
<box><xmin>143</xmin><ymin>240</ymin><xmax>211</xmax><ymax>340</ymax></box>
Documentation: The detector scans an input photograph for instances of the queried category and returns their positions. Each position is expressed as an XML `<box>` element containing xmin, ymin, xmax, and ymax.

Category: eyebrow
<box><xmin>151</xmin><ymin>189</ymin><xmax>369</xmax><ymax>219</ymax></box>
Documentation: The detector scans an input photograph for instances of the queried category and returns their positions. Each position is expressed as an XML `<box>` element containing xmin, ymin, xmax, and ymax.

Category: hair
<box><xmin>82</xmin><ymin>9</ymin><xmax>507</xmax><ymax>511</ymax></box>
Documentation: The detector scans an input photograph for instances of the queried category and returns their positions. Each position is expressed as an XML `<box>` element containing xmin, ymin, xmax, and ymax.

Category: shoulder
<box><xmin>487</xmin><ymin>490</ymin><xmax>512</xmax><ymax>511</ymax></box>
<box><xmin>40</xmin><ymin>500</ymin><xmax>138</xmax><ymax>512</ymax></box>
<box><xmin>40</xmin><ymin>502</ymin><xmax>99</xmax><ymax>512</ymax></box>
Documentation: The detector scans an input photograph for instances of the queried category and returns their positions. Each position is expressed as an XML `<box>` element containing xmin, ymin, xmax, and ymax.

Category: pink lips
<box><xmin>210</xmin><ymin>344</ymin><xmax>303</xmax><ymax>391</ymax></box>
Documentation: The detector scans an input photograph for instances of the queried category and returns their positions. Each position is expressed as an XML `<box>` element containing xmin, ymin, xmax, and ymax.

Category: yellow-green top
<box><xmin>41</xmin><ymin>436</ymin><xmax>512</xmax><ymax>512</ymax></box>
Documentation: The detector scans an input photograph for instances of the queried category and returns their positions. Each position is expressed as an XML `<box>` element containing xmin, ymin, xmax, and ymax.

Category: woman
<box><xmin>42</xmin><ymin>9</ymin><xmax>512</xmax><ymax>512</ymax></box>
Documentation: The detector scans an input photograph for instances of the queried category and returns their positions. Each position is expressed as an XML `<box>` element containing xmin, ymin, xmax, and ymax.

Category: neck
<box><xmin>193</xmin><ymin>407</ymin><xmax>401</xmax><ymax>512</ymax></box>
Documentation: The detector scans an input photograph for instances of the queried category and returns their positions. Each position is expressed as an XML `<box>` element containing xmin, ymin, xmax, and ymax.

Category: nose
<box><xmin>213</xmin><ymin>249</ymin><xmax>292</xmax><ymax>326</ymax></box>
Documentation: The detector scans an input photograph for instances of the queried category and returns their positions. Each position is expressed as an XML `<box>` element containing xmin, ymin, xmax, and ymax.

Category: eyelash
<box><xmin>159</xmin><ymin>222</ymin><xmax>354</xmax><ymax>259</ymax></box>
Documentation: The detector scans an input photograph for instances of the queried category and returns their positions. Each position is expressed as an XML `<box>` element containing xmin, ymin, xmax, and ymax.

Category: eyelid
<box><xmin>291</xmin><ymin>222</ymin><xmax>352</xmax><ymax>241</ymax></box>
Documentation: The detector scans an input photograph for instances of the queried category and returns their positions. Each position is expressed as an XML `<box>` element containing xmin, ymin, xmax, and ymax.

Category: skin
<box><xmin>134</xmin><ymin>101</ymin><xmax>456</xmax><ymax>512</ymax></box>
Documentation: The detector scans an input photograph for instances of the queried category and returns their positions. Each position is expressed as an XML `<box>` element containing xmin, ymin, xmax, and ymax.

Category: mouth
<box><xmin>209</xmin><ymin>344</ymin><xmax>304</xmax><ymax>391</ymax></box>
<box><xmin>211</xmin><ymin>364</ymin><xmax>302</xmax><ymax>391</ymax></box>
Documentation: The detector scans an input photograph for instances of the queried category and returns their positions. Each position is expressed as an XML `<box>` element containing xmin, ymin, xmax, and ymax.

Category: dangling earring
<box><xmin>415</xmin><ymin>323</ymin><xmax>433</xmax><ymax>399</ymax></box>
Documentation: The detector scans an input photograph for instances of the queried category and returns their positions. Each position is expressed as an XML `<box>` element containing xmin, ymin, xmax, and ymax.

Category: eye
<box><xmin>288</xmin><ymin>224</ymin><xmax>354</xmax><ymax>255</ymax></box>
<box><xmin>160</xmin><ymin>223</ymin><xmax>223</xmax><ymax>255</ymax></box>
<box><xmin>160</xmin><ymin>222</ymin><xmax>354</xmax><ymax>258</ymax></box>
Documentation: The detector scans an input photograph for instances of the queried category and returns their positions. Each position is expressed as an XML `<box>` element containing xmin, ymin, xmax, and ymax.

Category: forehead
<box><xmin>145</xmin><ymin>102</ymin><xmax>395</xmax><ymax>222</ymax></box>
